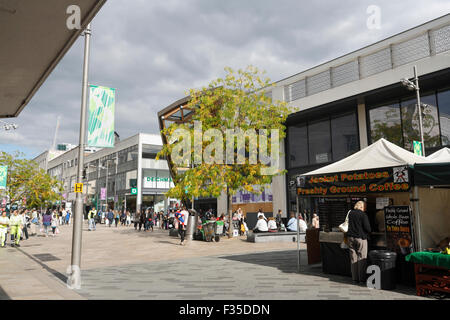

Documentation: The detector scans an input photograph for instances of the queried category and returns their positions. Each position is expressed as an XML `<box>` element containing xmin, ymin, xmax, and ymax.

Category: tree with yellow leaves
<box><xmin>158</xmin><ymin>66</ymin><xmax>294</xmax><ymax>237</ymax></box>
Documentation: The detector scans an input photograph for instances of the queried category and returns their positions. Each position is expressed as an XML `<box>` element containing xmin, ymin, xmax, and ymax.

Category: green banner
<box><xmin>413</xmin><ymin>141</ymin><xmax>423</xmax><ymax>156</ymax></box>
<box><xmin>0</xmin><ymin>166</ymin><xmax>7</xmax><ymax>189</ymax></box>
<box><xmin>88</xmin><ymin>85</ymin><xmax>116</xmax><ymax>148</ymax></box>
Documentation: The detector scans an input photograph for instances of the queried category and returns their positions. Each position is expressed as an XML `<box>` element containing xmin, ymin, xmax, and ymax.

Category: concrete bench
<box><xmin>247</xmin><ymin>231</ymin><xmax>306</xmax><ymax>243</ymax></box>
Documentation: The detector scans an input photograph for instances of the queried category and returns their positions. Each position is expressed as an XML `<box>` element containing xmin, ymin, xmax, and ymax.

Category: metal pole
<box><xmin>105</xmin><ymin>161</ymin><xmax>109</xmax><ymax>211</ymax></box>
<box><xmin>69</xmin><ymin>23</ymin><xmax>91</xmax><ymax>289</ymax></box>
<box><xmin>413</xmin><ymin>186</ymin><xmax>423</xmax><ymax>251</ymax></box>
<box><xmin>296</xmin><ymin>194</ymin><xmax>300</xmax><ymax>273</ymax></box>
<box><xmin>414</xmin><ymin>65</ymin><xmax>426</xmax><ymax>156</ymax></box>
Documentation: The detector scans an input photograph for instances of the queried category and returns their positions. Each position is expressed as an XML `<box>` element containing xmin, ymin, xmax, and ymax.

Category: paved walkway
<box><xmin>0</xmin><ymin>222</ymin><xmax>431</xmax><ymax>300</ymax></box>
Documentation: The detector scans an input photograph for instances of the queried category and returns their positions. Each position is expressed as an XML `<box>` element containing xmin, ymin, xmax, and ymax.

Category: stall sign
<box><xmin>384</xmin><ymin>206</ymin><xmax>415</xmax><ymax>255</ymax></box>
<box><xmin>297</xmin><ymin>166</ymin><xmax>410</xmax><ymax>196</ymax></box>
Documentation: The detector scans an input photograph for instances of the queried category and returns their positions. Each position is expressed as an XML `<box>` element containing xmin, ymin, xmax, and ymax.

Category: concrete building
<box><xmin>35</xmin><ymin>133</ymin><xmax>177</xmax><ymax>213</ymax></box>
<box><xmin>158</xmin><ymin>14</ymin><xmax>450</xmax><ymax>223</ymax></box>
<box><xmin>276</xmin><ymin>14</ymin><xmax>450</xmax><ymax>218</ymax></box>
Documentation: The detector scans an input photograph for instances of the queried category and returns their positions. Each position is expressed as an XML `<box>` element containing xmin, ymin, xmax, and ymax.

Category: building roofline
<box><xmin>273</xmin><ymin>13</ymin><xmax>450</xmax><ymax>86</ymax></box>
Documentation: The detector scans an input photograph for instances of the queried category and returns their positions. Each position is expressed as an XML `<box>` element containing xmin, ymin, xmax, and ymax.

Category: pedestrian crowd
<box><xmin>0</xmin><ymin>207</ymin><xmax>71</xmax><ymax>248</ymax></box>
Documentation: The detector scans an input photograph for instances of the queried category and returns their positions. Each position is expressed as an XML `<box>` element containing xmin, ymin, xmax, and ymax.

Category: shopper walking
<box><xmin>176</xmin><ymin>206</ymin><xmax>189</xmax><ymax>245</ymax></box>
<box><xmin>107</xmin><ymin>209</ymin><xmax>114</xmax><ymax>227</ymax></box>
<box><xmin>88</xmin><ymin>207</ymin><xmax>97</xmax><ymax>231</ymax></box>
<box><xmin>20</xmin><ymin>210</ymin><xmax>29</xmax><ymax>240</ymax></box>
<box><xmin>138</xmin><ymin>210</ymin><xmax>145</xmax><ymax>231</ymax></box>
<box><xmin>114</xmin><ymin>210</ymin><xmax>120</xmax><ymax>227</ymax></box>
<box><xmin>51</xmin><ymin>212</ymin><xmax>59</xmax><ymax>237</ymax></box>
<box><xmin>42</xmin><ymin>210</ymin><xmax>52</xmax><ymax>237</ymax></box>
<box><xmin>9</xmin><ymin>210</ymin><xmax>23</xmax><ymax>247</ymax></box>
<box><xmin>346</xmin><ymin>201</ymin><xmax>371</xmax><ymax>284</ymax></box>
<box><xmin>0</xmin><ymin>210</ymin><xmax>10</xmax><ymax>247</ymax></box>
<box><xmin>126</xmin><ymin>211</ymin><xmax>131</xmax><ymax>226</ymax></box>
<box><xmin>31</xmin><ymin>209</ymin><xmax>39</xmax><ymax>236</ymax></box>
<box><xmin>65</xmin><ymin>209</ymin><xmax>71</xmax><ymax>225</ymax></box>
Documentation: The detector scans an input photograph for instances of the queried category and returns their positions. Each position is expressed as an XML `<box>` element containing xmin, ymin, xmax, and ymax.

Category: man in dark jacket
<box><xmin>346</xmin><ymin>201</ymin><xmax>371</xmax><ymax>284</ymax></box>
<box><xmin>139</xmin><ymin>211</ymin><xmax>145</xmax><ymax>231</ymax></box>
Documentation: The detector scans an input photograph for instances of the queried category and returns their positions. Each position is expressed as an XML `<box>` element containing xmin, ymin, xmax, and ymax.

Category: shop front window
<box><xmin>308</xmin><ymin>118</ymin><xmax>331</xmax><ymax>164</ymax></box>
<box><xmin>369</xmin><ymin>103</ymin><xmax>403</xmax><ymax>147</ymax></box>
<box><xmin>437</xmin><ymin>89</ymin><xmax>450</xmax><ymax>146</ymax></box>
<box><xmin>401</xmin><ymin>94</ymin><xmax>440</xmax><ymax>150</ymax></box>
<box><xmin>288</xmin><ymin>124</ymin><xmax>308</xmax><ymax>168</ymax></box>
<box><xmin>331</xmin><ymin>113</ymin><xmax>359</xmax><ymax>161</ymax></box>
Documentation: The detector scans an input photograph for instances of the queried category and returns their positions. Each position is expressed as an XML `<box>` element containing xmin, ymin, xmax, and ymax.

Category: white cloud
<box><xmin>4</xmin><ymin>0</ymin><xmax>450</xmax><ymax>158</ymax></box>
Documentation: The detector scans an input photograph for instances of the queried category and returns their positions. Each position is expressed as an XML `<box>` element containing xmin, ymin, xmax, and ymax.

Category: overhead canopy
<box><xmin>0</xmin><ymin>0</ymin><xmax>107</xmax><ymax>118</ymax></box>
<box><xmin>427</xmin><ymin>147</ymin><xmax>450</xmax><ymax>162</ymax></box>
<box><xmin>305</xmin><ymin>138</ymin><xmax>431</xmax><ymax>176</ymax></box>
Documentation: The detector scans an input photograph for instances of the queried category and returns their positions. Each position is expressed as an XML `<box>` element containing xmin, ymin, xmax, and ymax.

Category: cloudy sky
<box><xmin>1</xmin><ymin>0</ymin><xmax>450</xmax><ymax>158</ymax></box>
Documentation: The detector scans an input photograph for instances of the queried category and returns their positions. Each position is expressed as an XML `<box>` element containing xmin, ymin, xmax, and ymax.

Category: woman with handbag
<box><xmin>346</xmin><ymin>201</ymin><xmax>371</xmax><ymax>284</ymax></box>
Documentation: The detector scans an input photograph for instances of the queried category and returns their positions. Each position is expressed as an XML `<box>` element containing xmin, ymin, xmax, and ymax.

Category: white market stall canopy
<box><xmin>426</xmin><ymin>147</ymin><xmax>450</xmax><ymax>162</ymax></box>
<box><xmin>304</xmin><ymin>138</ymin><xmax>432</xmax><ymax>176</ymax></box>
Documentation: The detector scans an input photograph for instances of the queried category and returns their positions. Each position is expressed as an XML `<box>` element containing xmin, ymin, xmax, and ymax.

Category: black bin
<box><xmin>368</xmin><ymin>250</ymin><xmax>397</xmax><ymax>290</ymax></box>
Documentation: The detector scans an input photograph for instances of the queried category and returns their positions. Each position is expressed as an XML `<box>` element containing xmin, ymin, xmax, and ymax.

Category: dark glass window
<box><xmin>437</xmin><ymin>89</ymin><xmax>450</xmax><ymax>146</ymax></box>
<box><xmin>401</xmin><ymin>94</ymin><xmax>439</xmax><ymax>150</ymax></box>
<box><xmin>288</xmin><ymin>124</ymin><xmax>308</xmax><ymax>168</ymax></box>
<box><xmin>368</xmin><ymin>103</ymin><xmax>403</xmax><ymax>146</ymax></box>
<box><xmin>308</xmin><ymin>118</ymin><xmax>331</xmax><ymax>164</ymax></box>
<box><xmin>331</xmin><ymin>113</ymin><xmax>359</xmax><ymax>161</ymax></box>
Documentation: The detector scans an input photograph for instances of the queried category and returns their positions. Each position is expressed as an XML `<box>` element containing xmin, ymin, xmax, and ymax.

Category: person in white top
<box><xmin>257</xmin><ymin>209</ymin><xmax>267</xmax><ymax>221</ymax></box>
<box><xmin>253</xmin><ymin>215</ymin><xmax>268</xmax><ymax>233</ymax></box>
<box><xmin>51</xmin><ymin>213</ymin><xmax>58</xmax><ymax>237</ymax></box>
<box><xmin>267</xmin><ymin>217</ymin><xmax>277</xmax><ymax>232</ymax></box>
<box><xmin>62</xmin><ymin>209</ymin><xmax>67</xmax><ymax>225</ymax></box>
<box><xmin>298</xmin><ymin>216</ymin><xmax>308</xmax><ymax>233</ymax></box>
<box><xmin>177</xmin><ymin>207</ymin><xmax>189</xmax><ymax>245</ymax></box>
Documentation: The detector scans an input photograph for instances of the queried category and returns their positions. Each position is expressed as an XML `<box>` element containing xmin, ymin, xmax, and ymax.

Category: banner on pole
<box><xmin>100</xmin><ymin>188</ymin><xmax>107</xmax><ymax>200</ymax></box>
<box><xmin>413</xmin><ymin>141</ymin><xmax>423</xmax><ymax>156</ymax></box>
<box><xmin>88</xmin><ymin>85</ymin><xmax>116</xmax><ymax>148</ymax></box>
<box><xmin>0</xmin><ymin>166</ymin><xmax>7</xmax><ymax>189</ymax></box>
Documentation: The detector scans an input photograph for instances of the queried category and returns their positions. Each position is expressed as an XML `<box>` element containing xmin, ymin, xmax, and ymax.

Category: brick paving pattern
<box><xmin>0</xmin><ymin>223</ymin><xmax>431</xmax><ymax>300</ymax></box>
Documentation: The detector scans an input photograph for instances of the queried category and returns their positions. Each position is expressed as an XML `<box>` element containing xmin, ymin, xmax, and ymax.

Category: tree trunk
<box><xmin>227</xmin><ymin>187</ymin><xmax>233</xmax><ymax>239</ymax></box>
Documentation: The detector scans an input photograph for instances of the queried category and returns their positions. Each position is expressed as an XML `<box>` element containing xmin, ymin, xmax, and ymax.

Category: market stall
<box><xmin>406</xmin><ymin>160</ymin><xmax>450</xmax><ymax>296</ymax></box>
<box><xmin>426</xmin><ymin>147</ymin><xmax>450</xmax><ymax>162</ymax></box>
<box><xmin>296</xmin><ymin>138</ymin><xmax>450</xmax><ymax>284</ymax></box>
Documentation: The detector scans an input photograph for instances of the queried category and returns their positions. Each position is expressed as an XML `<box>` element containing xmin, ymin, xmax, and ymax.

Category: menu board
<box><xmin>384</xmin><ymin>206</ymin><xmax>415</xmax><ymax>255</ymax></box>
<box><xmin>318</xmin><ymin>197</ymin><xmax>349</xmax><ymax>232</ymax></box>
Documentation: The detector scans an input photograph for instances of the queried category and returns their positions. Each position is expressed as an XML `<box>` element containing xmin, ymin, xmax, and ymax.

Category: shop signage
<box><xmin>232</xmin><ymin>185</ymin><xmax>273</xmax><ymax>204</ymax></box>
<box><xmin>384</xmin><ymin>205</ymin><xmax>415</xmax><ymax>255</ymax></box>
<box><xmin>143</xmin><ymin>176</ymin><xmax>173</xmax><ymax>189</ymax></box>
<box><xmin>297</xmin><ymin>166</ymin><xmax>410</xmax><ymax>196</ymax></box>
<box><xmin>131</xmin><ymin>188</ymin><xmax>137</xmax><ymax>195</ymax></box>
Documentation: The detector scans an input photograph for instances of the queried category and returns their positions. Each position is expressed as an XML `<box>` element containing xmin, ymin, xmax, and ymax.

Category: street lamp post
<box><xmin>101</xmin><ymin>159</ymin><xmax>115</xmax><ymax>211</ymax></box>
<box><xmin>68</xmin><ymin>23</ymin><xmax>91</xmax><ymax>290</ymax></box>
<box><xmin>400</xmin><ymin>65</ymin><xmax>426</xmax><ymax>156</ymax></box>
